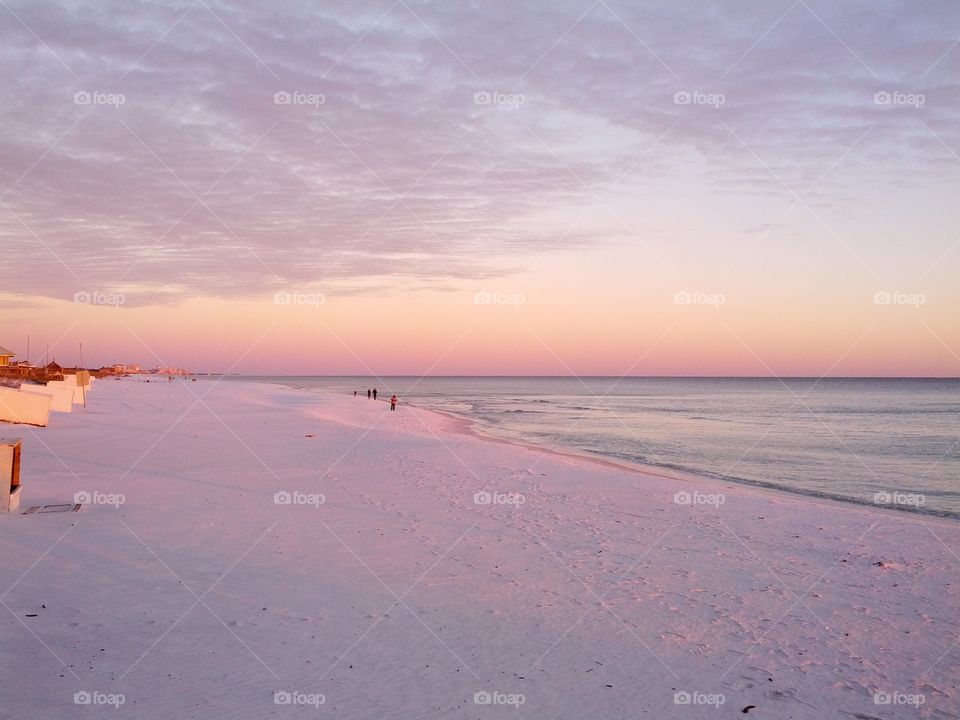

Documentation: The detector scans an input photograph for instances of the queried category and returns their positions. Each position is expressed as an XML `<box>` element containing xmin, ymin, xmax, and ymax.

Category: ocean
<box><xmin>224</xmin><ymin>376</ymin><xmax>960</xmax><ymax>519</ymax></box>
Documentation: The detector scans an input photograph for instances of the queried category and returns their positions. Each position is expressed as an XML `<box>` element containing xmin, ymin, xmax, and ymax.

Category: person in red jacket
<box><xmin>390</xmin><ymin>394</ymin><xmax>398</xmax><ymax>411</ymax></box>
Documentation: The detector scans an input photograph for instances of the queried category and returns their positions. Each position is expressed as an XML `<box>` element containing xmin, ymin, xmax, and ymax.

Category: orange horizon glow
<box><xmin>3</xmin><ymin>284</ymin><xmax>957</xmax><ymax>377</ymax></box>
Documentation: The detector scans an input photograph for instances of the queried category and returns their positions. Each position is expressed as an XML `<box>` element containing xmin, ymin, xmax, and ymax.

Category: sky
<box><xmin>0</xmin><ymin>0</ymin><xmax>958</xmax><ymax>375</ymax></box>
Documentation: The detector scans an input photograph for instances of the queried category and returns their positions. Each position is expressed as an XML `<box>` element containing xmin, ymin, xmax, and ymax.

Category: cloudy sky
<box><xmin>1</xmin><ymin>0</ymin><xmax>958</xmax><ymax>374</ymax></box>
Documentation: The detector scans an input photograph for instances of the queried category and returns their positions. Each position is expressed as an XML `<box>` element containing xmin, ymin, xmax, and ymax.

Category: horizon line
<box><xmin>192</xmin><ymin>373</ymin><xmax>960</xmax><ymax>380</ymax></box>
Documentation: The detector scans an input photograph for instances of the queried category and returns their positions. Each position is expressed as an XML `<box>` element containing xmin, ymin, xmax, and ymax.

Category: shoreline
<box><xmin>412</xmin><ymin>400</ymin><xmax>960</xmax><ymax>526</ymax></box>
<box><xmin>252</xmin><ymin>377</ymin><xmax>960</xmax><ymax>526</ymax></box>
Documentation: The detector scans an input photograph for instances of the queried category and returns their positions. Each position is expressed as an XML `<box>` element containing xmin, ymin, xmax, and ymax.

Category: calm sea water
<box><xmin>223</xmin><ymin>376</ymin><xmax>960</xmax><ymax>519</ymax></box>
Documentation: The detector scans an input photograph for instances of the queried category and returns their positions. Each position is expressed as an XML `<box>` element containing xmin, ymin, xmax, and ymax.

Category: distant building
<box><xmin>0</xmin><ymin>348</ymin><xmax>67</xmax><ymax>382</ymax></box>
<box><xmin>149</xmin><ymin>366</ymin><xmax>190</xmax><ymax>376</ymax></box>
<box><xmin>95</xmin><ymin>364</ymin><xmax>143</xmax><ymax>376</ymax></box>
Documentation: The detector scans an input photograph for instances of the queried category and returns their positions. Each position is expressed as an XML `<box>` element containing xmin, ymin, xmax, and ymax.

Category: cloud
<box><xmin>1</xmin><ymin>0</ymin><xmax>958</xmax><ymax>305</ymax></box>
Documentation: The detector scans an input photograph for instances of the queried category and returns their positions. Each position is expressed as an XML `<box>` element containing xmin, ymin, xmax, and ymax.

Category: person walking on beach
<box><xmin>367</xmin><ymin>388</ymin><xmax>371</xmax><ymax>399</ymax></box>
<box><xmin>353</xmin><ymin>390</ymin><xmax>357</xmax><ymax>397</ymax></box>
<box><xmin>390</xmin><ymin>394</ymin><xmax>398</xmax><ymax>411</ymax></box>
<box><xmin>373</xmin><ymin>388</ymin><xmax>378</xmax><ymax>400</ymax></box>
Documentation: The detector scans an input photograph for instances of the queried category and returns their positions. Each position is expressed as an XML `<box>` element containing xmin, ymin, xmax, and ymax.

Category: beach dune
<box><xmin>0</xmin><ymin>379</ymin><xmax>956</xmax><ymax>719</ymax></box>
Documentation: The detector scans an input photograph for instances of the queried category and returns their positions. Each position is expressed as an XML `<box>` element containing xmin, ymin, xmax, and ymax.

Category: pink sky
<box><xmin>1</xmin><ymin>1</ymin><xmax>958</xmax><ymax>375</ymax></box>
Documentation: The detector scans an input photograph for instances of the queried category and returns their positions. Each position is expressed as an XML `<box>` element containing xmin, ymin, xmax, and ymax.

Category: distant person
<box><xmin>373</xmin><ymin>388</ymin><xmax>378</xmax><ymax>400</ymax></box>
<box><xmin>353</xmin><ymin>390</ymin><xmax>357</xmax><ymax>397</ymax></box>
<box><xmin>367</xmin><ymin>388</ymin><xmax>371</xmax><ymax>399</ymax></box>
<box><xmin>390</xmin><ymin>394</ymin><xmax>398</xmax><ymax>411</ymax></box>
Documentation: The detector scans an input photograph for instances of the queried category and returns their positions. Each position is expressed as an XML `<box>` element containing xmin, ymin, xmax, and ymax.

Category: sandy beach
<box><xmin>1</xmin><ymin>378</ymin><xmax>957</xmax><ymax>719</ymax></box>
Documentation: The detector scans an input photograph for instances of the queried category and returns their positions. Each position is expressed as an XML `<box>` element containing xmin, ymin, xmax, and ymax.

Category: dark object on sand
<box><xmin>742</xmin><ymin>705</ymin><xmax>756</xmax><ymax>713</ymax></box>
<box><xmin>23</xmin><ymin>503</ymin><xmax>81</xmax><ymax>514</ymax></box>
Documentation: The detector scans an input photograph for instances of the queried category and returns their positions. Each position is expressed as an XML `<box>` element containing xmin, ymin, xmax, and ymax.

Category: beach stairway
<box><xmin>46</xmin><ymin>380</ymin><xmax>86</xmax><ymax>405</ymax></box>
<box><xmin>19</xmin><ymin>383</ymin><xmax>73</xmax><ymax>413</ymax></box>
<box><xmin>1</xmin><ymin>438</ymin><xmax>22</xmax><ymax>513</ymax></box>
<box><xmin>57</xmin><ymin>372</ymin><xmax>94</xmax><ymax>404</ymax></box>
<box><xmin>0</xmin><ymin>386</ymin><xmax>51</xmax><ymax>426</ymax></box>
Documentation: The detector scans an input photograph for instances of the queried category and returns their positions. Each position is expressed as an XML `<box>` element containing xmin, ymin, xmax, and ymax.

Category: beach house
<box><xmin>0</xmin><ymin>347</ymin><xmax>13</xmax><ymax>367</ymax></box>
<box><xmin>43</xmin><ymin>361</ymin><xmax>64</xmax><ymax>380</ymax></box>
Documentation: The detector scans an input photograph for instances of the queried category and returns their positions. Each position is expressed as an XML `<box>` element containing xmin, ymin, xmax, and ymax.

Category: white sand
<box><xmin>1</xmin><ymin>379</ymin><xmax>957</xmax><ymax>719</ymax></box>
